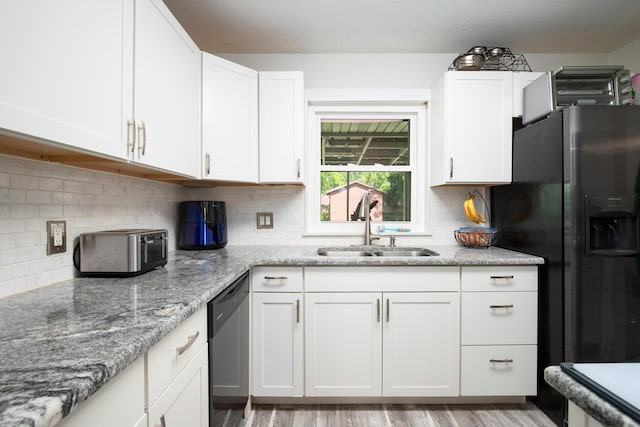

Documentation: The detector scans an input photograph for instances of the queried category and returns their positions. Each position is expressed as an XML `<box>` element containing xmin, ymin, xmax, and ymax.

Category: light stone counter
<box><xmin>0</xmin><ymin>245</ymin><xmax>542</xmax><ymax>426</ymax></box>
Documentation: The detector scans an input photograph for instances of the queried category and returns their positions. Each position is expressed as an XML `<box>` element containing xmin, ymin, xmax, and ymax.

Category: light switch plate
<box><xmin>47</xmin><ymin>220</ymin><xmax>67</xmax><ymax>255</ymax></box>
<box><xmin>256</xmin><ymin>212</ymin><xmax>274</xmax><ymax>229</ymax></box>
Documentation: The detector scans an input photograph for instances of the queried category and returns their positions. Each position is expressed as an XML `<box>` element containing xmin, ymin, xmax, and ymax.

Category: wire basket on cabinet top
<box><xmin>449</xmin><ymin>46</ymin><xmax>531</xmax><ymax>72</ymax></box>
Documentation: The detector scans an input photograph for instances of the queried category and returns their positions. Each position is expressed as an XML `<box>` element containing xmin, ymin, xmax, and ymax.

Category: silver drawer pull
<box><xmin>490</xmin><ymin>358</ymin><xmax>514</xmax><ymax>363</ymax></box>
<box><xmin>296</xmin><ymin>299</ymin><xmax>300</xmax><ymax>323</ymax></box>
<box><xmin>159</xmin><ymin>415</ymin><xmax>166</xmax><ymax>427</ymax></box>
<box><xmin>176</xmin><ymin>331</ymin><xmax>199</xmax><ymax>356</ymax></box>
<box><xmin>264</xmin><ymin>276</ymin><xmax>288</xmax><ymax>280</ymax></box>
<box><xmin>490</xmin><ymin>275</ymin><xmax>514</xmax><ymax>280</ymax></box>
<box><xmin>490</xmin><ymin>304</ymin><xmax>514</xmax><ymax>309</ymax></box>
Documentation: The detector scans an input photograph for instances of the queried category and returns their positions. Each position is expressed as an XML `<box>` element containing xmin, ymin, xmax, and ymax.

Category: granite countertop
<box><xmin>545</xmin><ymin>366</ymin><xmax>640</xmax><ymax>427</ymax></box>
<box><xmin>0</xmin><ymin>244</ymin><xmax>543</xmax><ymax>427</ymax></box>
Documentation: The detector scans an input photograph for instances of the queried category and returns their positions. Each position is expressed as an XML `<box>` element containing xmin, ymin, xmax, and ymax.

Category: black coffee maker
<box><xmin>178</xmin><ymin>201</ymin><xmax>228</xmax><ymax>249</ymax></box>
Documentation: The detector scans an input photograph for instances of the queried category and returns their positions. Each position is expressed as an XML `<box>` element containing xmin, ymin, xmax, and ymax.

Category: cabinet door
<box><xmin>133</xmin><ymin>0</ymin><xmax>200</xmax><ymax>177</ymax></box>
<box><xmin>382</xmin><ymin>292</ymin><xmax>460</xmax><ymax>396</ymax></box>
<box><xmin>431</xmin><ymin>71</ymin><xmax>513</xmax><ymax>185</ymax></box>
<box><xmin>0</xmin><ymin>1</ymin><xmax>132</xmax><ymax>160</ymax></box>
<box><xmin>252</xmin><ymin>293</ymin><xmax>303</xmax><ymax>396</ymax></box>
<box><xmin>148</xmin><ymin>345</ymin><xmax>209</xmax><ymax>427</ymax></box>
<box><xmin>259</xmin><ymin>72</ymin><xmax>304</xmax><ymax>184</ymax></box>
<box><xmin>202</xmin><ymin>53</ymin><xmax>259</xmax><ymax>182</ymax></box>
<box><xmin>305</xmin><ymin>292</ymin><xmax>382</xmax><ymax>396</ymax></box>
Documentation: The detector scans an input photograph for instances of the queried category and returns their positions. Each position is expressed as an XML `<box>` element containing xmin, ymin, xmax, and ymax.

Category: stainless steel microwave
<box><xmin>523</xmin><ymin>65</ymin><xmax>633</xmax><ymax>124</ymax></box>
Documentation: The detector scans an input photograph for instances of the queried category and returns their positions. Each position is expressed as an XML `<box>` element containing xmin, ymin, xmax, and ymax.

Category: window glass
<box><xmin>321</xmin><ymin>120</ymin><xmax>409</xmax><ymax>166</ymax></box>
<box><xmin>320</xmin><ymin>171</ymin><xmax>411</xmax><ymax>222</ymax></box>
<box><xmin>320</xmin><ymin>119</ymin><xmax>411</xmax><ymax>223</ymax></box>
<box><xmin>305</xmin><ymin>101</ymin><xmax>427</xmax><ymax>235</ymax></box>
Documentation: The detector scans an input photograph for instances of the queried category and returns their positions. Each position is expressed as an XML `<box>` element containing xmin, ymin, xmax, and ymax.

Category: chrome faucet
<box><xmin>357</xmin><ymin>192</ymin><xmax>380</xmax><ymax>246</ymax></box>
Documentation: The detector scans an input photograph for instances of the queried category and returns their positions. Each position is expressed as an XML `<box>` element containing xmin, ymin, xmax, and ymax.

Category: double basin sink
<box><xmin>317</xmin><ymin>246</ymin><xmax>438</xmax><ymax>257</ymax></box>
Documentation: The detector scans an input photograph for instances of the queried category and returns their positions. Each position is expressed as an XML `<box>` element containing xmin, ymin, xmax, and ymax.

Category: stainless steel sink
<box><xmin>373</xmin><ymin>248</ymin><xmax>438</xmax><ymax>257</ymax></box>
<box><xmin>316</xmin><ymin>246</ymin><xmax>438</xmax><ymax>257</ymax></box>
<box><xmin>316</xmin><ymin>250</ymin><xmax>374</xmax><ymax>257</ymax></box>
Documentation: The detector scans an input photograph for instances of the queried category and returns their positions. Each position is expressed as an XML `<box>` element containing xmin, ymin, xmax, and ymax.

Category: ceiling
<box><xmin>163</xmin><ymin>0</ymin><xmax>640</xmax><ymax>54</ymax></box>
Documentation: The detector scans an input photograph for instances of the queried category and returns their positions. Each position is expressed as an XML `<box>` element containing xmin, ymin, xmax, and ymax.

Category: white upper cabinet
<box><xmin>259</xmin><ymin>72</ymin><xmax>304</xmax><ymax>184</ymax></box>
<box><xmin>132</xmin><ymin>0</ymin><xmax>200</xmax><ymax>178</ymax></box>
<box><xmin>430</xmin><ymin>71</ymin><xmax>513</xmax><ymax>186</ymax></box>
<box><xmin>0</xmin><ymin>0</ymin><xmax>200</xmax><ymax>178</ymax></box>
<box><xmin>201</xmin><ymin>53</ymin><xmax>259</xmax><ymax>182</ymax></box>
<box><xmin>0</xmin><ymin>1</ymin><xmax>133</xmax><ymax>160</ymax></box>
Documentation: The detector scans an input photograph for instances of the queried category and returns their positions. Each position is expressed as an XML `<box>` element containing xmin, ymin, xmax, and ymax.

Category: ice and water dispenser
<box><xmin>585</xmin><ymin>194</ymin><xmax>640</xmax><ymax>255</ymax></box>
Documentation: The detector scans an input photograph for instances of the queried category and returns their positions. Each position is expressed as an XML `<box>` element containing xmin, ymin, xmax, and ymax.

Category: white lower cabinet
<box><xmin>460</xmin><ymin>345</ymin><xmax>537</xmax><ymax>396</ymax></box>
<box><xmin>460</xmin><ymin>266</ymin><xmax>538</xmax><ymax>396</ymax></box>
<box><xmin>383</xmin><ymin>292</ymin><xmax>460</xmax><ymax>396</ymax></box>
<box><xmin>303</xmin><ymin>266</ymin><xmax>460</xmax><ymax>397</ymax></box>
<box><xmin>252</xmin><ymin>292</ymin><xmax>304</xmax><ymax>396</ymax></box>
<box><xmin>147</xmin><ymin>345</ymin><xmax>209</xmax><ymax>427</ymax></box>
<box><xmin>251</xmin><ymin>267</ymin><xmax>304</xmax><ymax>397</ymax></box>
<box><xmin>58</xmin><ymin>357</ymin><xmax>145</xmax><ymax>427</ymax></box>
<box><xmin>568</xmin><ymin>401</ymin><xmax>605</xmax><ymax>427</ymax></box>
<box><xmin>147</xmin><ymin>306</ymin><xmax>209</xmax><ymax>427</ymax></box>
<box><xmin>305</xmin><ymin>292</ymin><xmax>382</xmax><ymax>396</ymax></box>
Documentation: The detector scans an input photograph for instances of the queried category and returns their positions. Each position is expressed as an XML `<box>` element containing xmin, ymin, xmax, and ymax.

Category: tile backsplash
<box><xmin>1</xmin><ymin>154</ymin><xmax>478</xmax><ymax>298</ymax></box>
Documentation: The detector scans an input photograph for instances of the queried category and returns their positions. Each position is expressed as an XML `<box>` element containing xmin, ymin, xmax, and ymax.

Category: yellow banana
<box><xmin>464</xmin><ymin>193</ymin><xmax>486</xmax><ymax>224</ymax></box>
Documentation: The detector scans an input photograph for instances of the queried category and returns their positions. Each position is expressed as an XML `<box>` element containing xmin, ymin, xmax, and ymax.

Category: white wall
<box><xmin>610</xmin><ymin>37</ymin><xmax>640</xmax><ymax>75</ymax></box>
<box><xmin>220</xmin><ymin>52</ymin><xmax>611</xmax><ymax>88</ymax></box>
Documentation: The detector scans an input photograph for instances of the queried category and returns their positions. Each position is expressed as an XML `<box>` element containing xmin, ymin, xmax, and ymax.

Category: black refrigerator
<box><xmin>491</xmin><ymin>106</ymin><xmax>640</xmax><ymax>426</ymax></box>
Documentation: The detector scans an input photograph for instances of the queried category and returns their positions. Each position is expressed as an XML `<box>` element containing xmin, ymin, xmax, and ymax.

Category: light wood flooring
<box><xmin>245</xmin><ymin>402</ymin><xmax>558</xmax><ymax>427</ymax></box>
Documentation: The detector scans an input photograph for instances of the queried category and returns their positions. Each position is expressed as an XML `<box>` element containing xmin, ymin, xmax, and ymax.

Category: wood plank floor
<box><xmin>245</xmin><ymin>402</ymin><xmax>558</xmax><ymax>427</ymax></box>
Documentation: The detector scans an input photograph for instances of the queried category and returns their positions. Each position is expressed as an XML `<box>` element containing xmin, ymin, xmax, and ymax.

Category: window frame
<box><xmin>305</xmin><ymin>100</ymin><xmax>429</xmax><ymax>236</ymax></box>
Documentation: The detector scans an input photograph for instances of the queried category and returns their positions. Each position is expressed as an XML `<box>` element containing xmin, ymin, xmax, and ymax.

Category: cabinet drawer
<box><xmin>252</xmin><ymin>267</ymin><xmax>303</xmax><ymax>292</ymax></box>
<box><xmin>461</xmin><ymin>266</ymin><xmax>537</xmax><ymax>292</ymax></box>
<box><xmin>460</xmin><ymin>345</ymin><xmax>537</xmax><ymax>396</ymax></box>
<box><xmin>147</xmin><ymin>345</ymin><xmax>209</xmax><ymax>427</ymax></box>
<box><xmin>305</xmin><ymin>266</ymin><xmax>459</xmax><ymax>292</ymax></box>
<box><xmin>461</xmin><ymin>292</ymin><xmax>537</xmax><ymax>345</ymax></box>
<box><xmin>147</xmin><ymin>306</ymin><xmax>207</xmax><ymax>406</ymax></box>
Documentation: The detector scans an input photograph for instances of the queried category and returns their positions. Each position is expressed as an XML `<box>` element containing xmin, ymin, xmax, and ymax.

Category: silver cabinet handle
<box><xmin>176</xmin><ymin>331</ymin><xmax>199</xmax><ymax>356</ymax></box>
<box><xmin>127</xmin><ymin>118</ymin><xmax>136</xmax><ymax>153</ymax></box>
<box><xmin>386</xmin><ymin>298</ymin><xmax>390</xmax><ymax>322</ymax></box>
<box><xmin>490</xmin><ymin>304</ymin><xmax>514</xmax><ymax>309</ymax></box>
<box><xmin>296</xmin><ymin>158</ymin><xmax>301</xmax><ymax>179</ymax></box>
<box><xmin>449</xmin><ymin>157</ymin><xmax>453</xmax><ymax>178</ymax></box>
<box><xmin>490</xmin><ymin>275</ymin><xmax>514</xmax><ymax>280</ymax></box>
<box><xmin>137</xmin><ymin>120</ymin><xmax>147</xmax><ymax>155</ymax></box>
<box><xmin>296</xmin><ymin>299</ymin><xmax>300</xmax><ymax>323</ymax></box>
<box><xmin>264</xmin><ymin>276</ymin><xmax>288</xmax><ymax>280</ymax></box>
<box><xmin>490</xmin><ymin>358</ymin><xmax>514</xmax><ymax>363</ymax></box>
<box><xmin>377</xmin><ymin>299</ymin><xmax>381</xmax><ymax>322</ymax></box>
<box><xmin>159</xmin><ymin>415</ymin><xmax>166</xmax><ymax>427</ymax></box>
<box><xmin>205</xmin><ymin>153</ymin><xmax>211</xmax><ymax>175</ymax></box>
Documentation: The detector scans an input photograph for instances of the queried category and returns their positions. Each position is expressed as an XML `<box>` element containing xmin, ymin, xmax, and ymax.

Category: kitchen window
<box><xmin>305</xmin><ymin>100</ymin><xmax>427</xmax><ymax>235</ymax></box>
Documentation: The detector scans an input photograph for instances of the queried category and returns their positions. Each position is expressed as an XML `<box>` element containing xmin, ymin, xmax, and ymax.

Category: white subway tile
<box><xmin>0</xmin><ymin>156</ymin><xmax>27</xmax><ymax>174</ymax></box>
<box><xmin>26</xmin><ymin>190</ymin><xmax>53</xmax><ymax>205</ymax></box>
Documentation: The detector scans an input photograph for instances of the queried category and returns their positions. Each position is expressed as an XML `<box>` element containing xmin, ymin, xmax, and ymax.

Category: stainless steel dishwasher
<box><xmin>207</xmin><ymin>271</ymin><xmax>250</xmax><ymax>427</ymax></box>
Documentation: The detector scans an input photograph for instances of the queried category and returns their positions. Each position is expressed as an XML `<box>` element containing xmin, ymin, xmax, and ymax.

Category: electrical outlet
<box><xmin>256</xmin><ymin>212</ymin><xmax>274</xmax><ymax>229</ymax></box>
<box><xmin>47</xmin><ymin>220</ymin><xmax>67</xmax><ymax>255</ymax></box>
